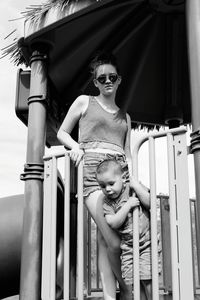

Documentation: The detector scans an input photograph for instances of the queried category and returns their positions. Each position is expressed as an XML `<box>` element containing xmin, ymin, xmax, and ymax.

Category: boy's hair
<box><xmin>96</xmin><ymin>159</ymin><xmax>123</xmax><ymax>178</ymax></box>
<box><xmin>90</xmin><ymin>51</ymin><xmax>120</xmax><ymax>78</ymax></box>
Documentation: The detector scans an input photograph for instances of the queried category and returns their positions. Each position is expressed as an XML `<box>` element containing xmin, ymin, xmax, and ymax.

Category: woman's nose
<box><xmin>105</xmin><ymin>77</ymin><xmax>111</xmax><ymax>83</ymax></box>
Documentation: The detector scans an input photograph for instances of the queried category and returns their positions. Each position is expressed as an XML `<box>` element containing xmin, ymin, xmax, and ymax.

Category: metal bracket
<box><xmin>20</xmin><ymin>163</ymin><xmax>44</xmax><ymax>181</ymax></box>
<box><xmin>30</xmin><ymin>53</ymin><xmax>47</xmax><ymax>64</ymax></box>
<box><xmin>190</xmin><ymin>128</ymin><xmax>200</xmax><ymax>153</ymax></box>
<box><xmin>27</xmin><ymin>94</ymin><xmax>48</xmax><ymax>105</ymax></box>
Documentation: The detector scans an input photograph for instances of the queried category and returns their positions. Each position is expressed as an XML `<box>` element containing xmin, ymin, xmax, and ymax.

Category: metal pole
<box><xmin>186</xmin><ymin>0</ymin><xmax>200</xmax><ymax>282</ymax></box>
<box><xmin>19</xmin><ymin>50</ymin><xmax>47</xmax><ymax>300</ymax></box>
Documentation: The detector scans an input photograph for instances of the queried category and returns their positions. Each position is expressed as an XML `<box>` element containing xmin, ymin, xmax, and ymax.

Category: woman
<box><xmin>57</xmin><ymin>52</ymin><xmax>132</xmax><ymax>300</ymax></box>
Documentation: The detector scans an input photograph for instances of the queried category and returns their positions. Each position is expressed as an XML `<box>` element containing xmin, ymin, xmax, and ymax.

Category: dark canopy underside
<box><xmin>19</xmin><ymin>0</ymin><xmax>190</xmax><ymax>132</ymax></box>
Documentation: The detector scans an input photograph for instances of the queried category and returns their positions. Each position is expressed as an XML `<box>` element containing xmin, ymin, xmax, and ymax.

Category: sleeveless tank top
<box><xmin>79</xmin><ymin>96</ymin><xmax>128</xmax><ymax>153</ymax></box>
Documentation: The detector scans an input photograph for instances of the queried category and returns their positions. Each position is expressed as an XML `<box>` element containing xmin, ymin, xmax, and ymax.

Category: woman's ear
<box><xmin>93</xmin><ymin>79</ymin><xmax>98</xmax><ymax>88</ymax></box>
<box><xmin>118</xmin><ymin>76</ymin><xmax>122</xmax><ymax>85</ymax></box>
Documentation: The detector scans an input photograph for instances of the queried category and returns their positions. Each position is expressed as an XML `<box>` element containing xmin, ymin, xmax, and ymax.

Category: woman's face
<box><xmin>94</xmin><ymin>64</ymin><xmax>121</xmax><ymax>96</ymax></box>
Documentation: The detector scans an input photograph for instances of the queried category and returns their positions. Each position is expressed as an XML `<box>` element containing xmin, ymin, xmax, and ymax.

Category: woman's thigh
<box><xmin>85</xmin><ymin>190</ymin><xmax>120</xmax><ymax>250</ymax></box>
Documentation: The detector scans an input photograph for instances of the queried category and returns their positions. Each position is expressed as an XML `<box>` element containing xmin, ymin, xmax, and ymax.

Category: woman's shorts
<box><xmin>83</xmin><ymin>152</ymin><xmax>129</xmax><ymax>198</ymax></box>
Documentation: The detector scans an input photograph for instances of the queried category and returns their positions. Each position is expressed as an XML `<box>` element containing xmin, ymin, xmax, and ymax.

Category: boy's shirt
<box><xmin>103</xmin><ymin>184</ymin><xmax>151</xmax><ymax>251</ymax></box>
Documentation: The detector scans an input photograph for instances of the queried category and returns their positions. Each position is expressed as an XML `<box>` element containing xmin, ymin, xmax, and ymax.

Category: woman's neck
<box><xmin>96</xmin><ymin>94</ymin><xmax>118</xmax><ymax>109</ymax></box>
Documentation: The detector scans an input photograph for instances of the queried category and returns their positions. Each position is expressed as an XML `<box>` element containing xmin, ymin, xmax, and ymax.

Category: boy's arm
<box><xmin>130</xmin><ymin>176</ymin><xmax>150</xmax><ymax>209</ymax></box>
<box><xmin>105</xmin><ymin>196</ymin><xmax>139</xmax><ymax>229</ymax></box>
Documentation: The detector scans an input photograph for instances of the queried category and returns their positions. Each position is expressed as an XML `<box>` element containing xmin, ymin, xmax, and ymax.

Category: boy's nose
<box><xmin>105</xmin><ymin>186</ymin><xmax>111</xmax><ymax>192</ymax></box>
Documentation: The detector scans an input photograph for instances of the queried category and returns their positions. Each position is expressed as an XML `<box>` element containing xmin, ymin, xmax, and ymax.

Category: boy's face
<box><xmin>97</xmin><ymin>169</ymin><xmax>125</xmax><ymax>200</ymax></box>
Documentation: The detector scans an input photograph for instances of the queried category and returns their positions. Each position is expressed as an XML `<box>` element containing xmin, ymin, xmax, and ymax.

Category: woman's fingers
<box><xmin>69</xmin><ymin>149</ymin><xmax>84</xmax><ymax>166</ymax></box>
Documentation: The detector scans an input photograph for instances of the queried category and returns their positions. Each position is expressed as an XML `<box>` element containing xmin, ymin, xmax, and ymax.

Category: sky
<box><xmin>0</xmin><ymin>0</ymin><xmax>43</xmax><ymax>197</ymax></box>
<box><xmin>0</xmin><ymin>1</ymin><xmax>196</xmax><ymax>199</ymax></box>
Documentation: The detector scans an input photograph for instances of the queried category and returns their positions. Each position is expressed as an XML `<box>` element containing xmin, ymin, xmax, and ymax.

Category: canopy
<box><xmin>18</xmin><ymin>0</ymin><xmax>190</xmax><ymax>130</ymax></box>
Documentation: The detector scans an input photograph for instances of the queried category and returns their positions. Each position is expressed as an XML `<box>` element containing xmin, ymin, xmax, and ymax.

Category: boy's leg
<box><xmin>85</xmin><ymin>191</ymin><xmax>129</xmax><ymax>300</ymax></box>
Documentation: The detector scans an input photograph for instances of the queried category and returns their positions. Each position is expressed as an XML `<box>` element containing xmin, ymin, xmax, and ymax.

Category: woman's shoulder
<box><xmin>75</xmin><ymin>94</ymin><xmax>90</xmax><ymax>104</ymax></box>
<box><xmin>72</xmin><ymin>94</ymin><xmax>89</xmax><ymax>112</ymax></box>
<box><xmin>73</xmin><ymin>95</ymin><xmax>89</xmax><ymax>108</ymax></box>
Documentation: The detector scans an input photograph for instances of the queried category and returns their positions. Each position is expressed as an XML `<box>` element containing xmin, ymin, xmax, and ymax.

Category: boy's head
<box><xmin>96</xmin><ymin>159</ymin><xmax>126</xmax><ymax>200</ymax></box>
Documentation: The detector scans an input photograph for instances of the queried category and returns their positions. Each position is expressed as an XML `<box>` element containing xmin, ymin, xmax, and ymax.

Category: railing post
<box><xmin>77</xmin><ymin>160</ymin><xmax>84</xmax><ymax>300</ymax></box>
<box><xmin>149</xmin><ymin>137</ymin><xmax>159</xmax><ymax>300</ymax></box>
<box><xmin>167</xmin><ymin>133</ymin><xmax>181</xmax><ymax>299</ymax></box>
<box><xmin>132</xmin><ymin>146</ymin><xmax>140</xmax><ymax>300</ymax></box>
<box><xmin>64</xmin><ymin>154</ymin><xmax>71</xmax><ymax>300</ymax></box>
<box><xmin>41</xmin><ymin>156</ymin><xmax>58</xmax><ymax>300</ymax></box>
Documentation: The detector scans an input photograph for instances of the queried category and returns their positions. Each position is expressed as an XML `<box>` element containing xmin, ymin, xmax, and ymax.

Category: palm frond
<box><xmin>1</xmin><ymin>0</ymin><xmax>101</xmax><ymax>66</ymax></box>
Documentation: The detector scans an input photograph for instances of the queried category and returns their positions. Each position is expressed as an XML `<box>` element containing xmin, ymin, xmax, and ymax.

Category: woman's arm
<box><xmin>105</xmin><ymin>196</ymin><xmax>139</xmax><ymax>229</ymax></box>
<box><xmin>124</xmin><ymin>113</ymin><xmax>133</xmax><ymax>175</ymax></box>
<box><xmin>57</xmin><ymin>95</ymin><xmax>89</xmax><ymax>165</ymax></box>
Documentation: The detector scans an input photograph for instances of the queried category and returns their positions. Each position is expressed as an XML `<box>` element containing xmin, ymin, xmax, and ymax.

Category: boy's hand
<box><xmin>127</xmin><ymin>196</ymin><xmax>140</xmax><ymax>209</ymax></box>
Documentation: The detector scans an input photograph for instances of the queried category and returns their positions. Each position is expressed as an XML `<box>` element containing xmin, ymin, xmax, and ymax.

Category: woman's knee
<box><xmin>97</xmin><ymin>230</ymin><xmax>107</xmax><ymax>247</ymax></box>
<box><xmin>98</xmin><ymin>230</ymin><xmax>120</xmax><ymax>253</ymax></box>
<box><xmin>108</xmin><ymin>236</ymin><xmax>121</xmax><ymax>253</ymax></box>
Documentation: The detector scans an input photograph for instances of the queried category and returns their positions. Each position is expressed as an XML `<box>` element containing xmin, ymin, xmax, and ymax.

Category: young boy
<box><xmin>96</xmin><ymin>158</ymin><xmax>159</xmax><ymax>300</ymax></box>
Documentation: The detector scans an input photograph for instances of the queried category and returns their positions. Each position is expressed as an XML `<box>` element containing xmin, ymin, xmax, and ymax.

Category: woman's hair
<box><xmin>89</xmin><ymin>51</ymin><xmax>120</xmax><ymax>78</ymax></box>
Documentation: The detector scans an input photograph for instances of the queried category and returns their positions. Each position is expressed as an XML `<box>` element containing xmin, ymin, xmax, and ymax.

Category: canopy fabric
<box><xmin>20</xmin><ymin>0</ymin><xmax>190</xmax><ymax>128</ymax></box>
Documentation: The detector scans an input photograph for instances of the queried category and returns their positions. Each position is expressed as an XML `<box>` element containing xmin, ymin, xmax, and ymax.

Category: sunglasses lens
<box><xmin>97</xmin><ymin>75</ymin><xmax>107</xmax><ymax>84</ymax></box>
<box><xmin>96</xmin><ymin>74</ymin><xmax>118</xmax><ymax>84</ymax></box>
<box><xmin>109</xmin><ymin>74</ymin><xmax>118</xmax><ymax>83</ymax></box>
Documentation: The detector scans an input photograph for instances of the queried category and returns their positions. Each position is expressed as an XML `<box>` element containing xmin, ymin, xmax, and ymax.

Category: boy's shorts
<box><xmin>121</xmin><ymin>242</ymin><xmax>162</xmax><ymax>285</ymax></box>
<box><xmin>83</xmin><ymin>152</ymin><xmax>129</xmax><ymax>198</ymax></box>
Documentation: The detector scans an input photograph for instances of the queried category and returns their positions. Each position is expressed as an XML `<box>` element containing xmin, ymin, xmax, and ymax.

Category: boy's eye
<box><xmin>100</xmin><ymin>184</ymin><xmax>106</xmax><ymax>189</ymax></box>
<box><xmin>108</xmin><ymin>182</ymin><xmax>115</xmax><ymax>186</ymax></box>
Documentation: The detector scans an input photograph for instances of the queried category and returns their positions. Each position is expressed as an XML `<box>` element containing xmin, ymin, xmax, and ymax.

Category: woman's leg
<box><xmin>97</xmin><ymin>230</ymin><xmax>116</xmax><ymax>300</ymax></box>
<box><xmin>85</xmin><ymin>190</ymin><xmax>129</xmax><ymax>300</ymax></box>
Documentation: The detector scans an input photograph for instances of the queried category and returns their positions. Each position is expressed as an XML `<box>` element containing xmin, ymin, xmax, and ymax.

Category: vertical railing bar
<box><xmin>88</xmin><ymin>214</ymin><xmax>92</xmax><ymax>295</ymax></box>
<box><xmin>50</xmin><ymin>156</ymin><xmax>58</xmax><ymax>300</ymax></box>
<box><xmin>132</xmin><ymin>141</ymin><xmax>140</xmax><ymax>300</ymax></box>
<box><xmin>190</xmin><ymin>199</ymin><xmax>196</xmax><ymax>293</ymax></box>
<box><xmin>194</xmin><ymin>198</ymin><xmax>200</xmax><ymax>287</ymax></box>
<box><xmin>96</xmin><ymin>226</ymin><xmax>100</xmax><ymax>289</ymax></box>
<box><xmin>64</xmin><ymin>154</ymin><xmax>70</xmax><ymax>300</ymax></box>
<box><xmin>167</xmin><ymin>133</ymin><xmax>180</xmax><ymax>299</ymax></box>
<box><xmin>132</xmin><ymin>207</ymin><xmax>140</xmax><ymax>299</ymax></box>
<box><xmin>194</xmin><ymin>199</ymin><xmax>200</xmax><ymax>287</ymax></box>
<box><xmin>77</xmin><ymin>160</ymin><xmax>84</xmax><ymax>300</ymax></box>
<box><xmin>149</xmin><ymin>137</ymin><xmax>159</xmax><ymax>300</ymax></box>
<box><xmin>42</xmin><ymin>159</ymin><xmax>52</xmax><ymax>300</ymax></box>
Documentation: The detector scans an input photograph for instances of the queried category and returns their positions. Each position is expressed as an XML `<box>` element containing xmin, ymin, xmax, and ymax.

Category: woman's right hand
<box><xmin>69</xmin><ymin>147</ymin><xmax>84</xmax><ymax>166</ymax></box>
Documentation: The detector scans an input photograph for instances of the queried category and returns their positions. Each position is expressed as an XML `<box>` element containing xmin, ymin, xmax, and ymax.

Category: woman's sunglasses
<box><xmin>96</xmin><ymin>73</ymin><xmax>119</xmax><ymax>84</ymax></box>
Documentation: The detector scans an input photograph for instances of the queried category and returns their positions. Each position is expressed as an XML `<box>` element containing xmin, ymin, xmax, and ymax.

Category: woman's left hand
<box><xmin>69</xmin><ymin>147</ymin><xmax>84</xmax><ymax>166</ymax></box>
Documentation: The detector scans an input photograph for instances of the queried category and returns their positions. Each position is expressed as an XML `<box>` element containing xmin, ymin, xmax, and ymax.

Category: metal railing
<box><xmin>132</xmin><ymin>127</ymin><xmax>194</xmax><ymax>299</ymax></box>
<box><xmin>41</xmin><ymin>127</ymin><xmax>195</xmax><ymax>300</ymax></box>
<box><xmin>41</xmin><ymin>152</ymin><xmax>84</xmax><ymax>300</ymax></box>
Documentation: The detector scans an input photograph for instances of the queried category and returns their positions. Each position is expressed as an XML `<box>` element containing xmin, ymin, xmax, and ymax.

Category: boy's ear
<box><xmin>122</xmin><ymin>173</ymin><xmax>126</xmax><ymax>184</ymax></box>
